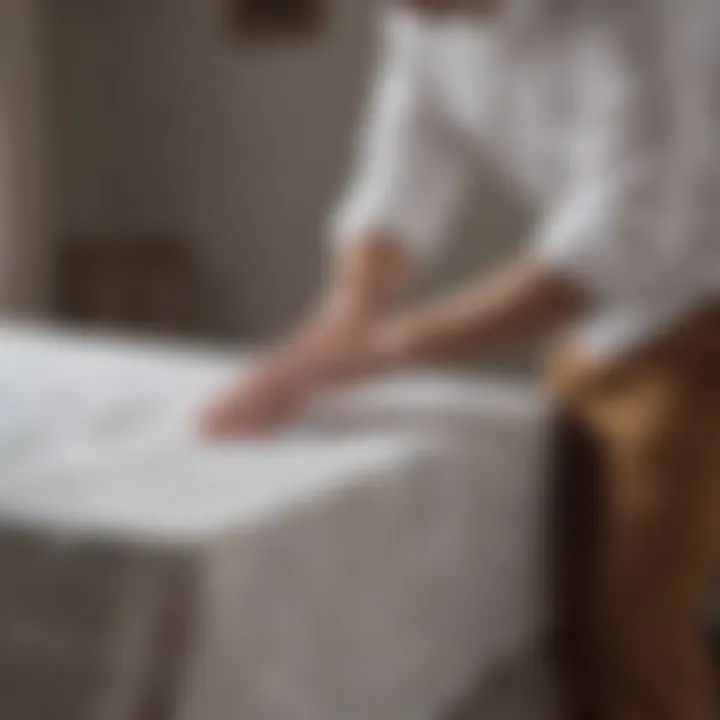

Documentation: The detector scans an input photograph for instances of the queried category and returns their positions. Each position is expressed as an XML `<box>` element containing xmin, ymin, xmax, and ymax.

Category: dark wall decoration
<box><xmin>229</xmin><ymin>0</ymin><xmax>326</xmax><ymax>39</ymax></box>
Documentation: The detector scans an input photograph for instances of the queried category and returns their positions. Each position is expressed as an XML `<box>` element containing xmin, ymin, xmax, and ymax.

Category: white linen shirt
<box><xmin>330</xmin><ymin>0</ymin><xmax>720</xmax><ymax>361</ymax></box>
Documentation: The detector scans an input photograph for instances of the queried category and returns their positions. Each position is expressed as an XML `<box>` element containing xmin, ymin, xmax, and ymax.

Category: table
<box><xmin>0</xmin><ymin>324</ymin><xmax>550</xmax><ymax>720</ymax></box>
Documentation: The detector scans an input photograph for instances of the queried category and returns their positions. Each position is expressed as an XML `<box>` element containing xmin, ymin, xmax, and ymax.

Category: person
<box><xmin>201</xmin><ymin>0</ymin><xmax>720</xmax><ymax>717</ymax></box>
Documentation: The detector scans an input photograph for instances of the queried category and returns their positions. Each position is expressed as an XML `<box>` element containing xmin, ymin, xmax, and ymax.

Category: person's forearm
<box><xmin>348</xmin><ymin>253</ymin><xmax>592</xmax><ymax>377</ymax></box>
<box><xmin>319</xmin><ymin>231</ymin><xmax>413</xmax><ymax>327</ymax></box>
<box><xmin>275</xmin><ymin>231</ymin><xmax>413</xmax><ymax>381</ymax></box>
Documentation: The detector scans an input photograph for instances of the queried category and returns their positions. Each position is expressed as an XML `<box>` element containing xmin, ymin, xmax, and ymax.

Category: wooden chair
<box><xmin>55</xmin><ymin>238</ymin><xmax>202</xmax><ymax>337</ymax></box>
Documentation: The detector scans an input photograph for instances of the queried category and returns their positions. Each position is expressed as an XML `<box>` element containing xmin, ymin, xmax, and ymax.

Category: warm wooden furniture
<box><xmin>55</xmin><ymin>238</ymin><xmax>202</xmax><ymax>337</ymax></box>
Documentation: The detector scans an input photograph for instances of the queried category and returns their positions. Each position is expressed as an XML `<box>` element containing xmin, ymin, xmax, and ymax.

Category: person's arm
<box><xmin>342</xmin><ymin>254</ymin><xmax>589</xmax><ymax>377</ymax></box>
<box><xmin>328</xmin><ymin>18</ymin><xmax>675</xmax><ymax>380</ymax></box>
<box><xmin>272</xmin><ymin>233</ymin><xmax>412</xmax><ymax>384</ymax></box>
<box><xmin>293</xmin><ymin>4</ymin><xmax>471</xmax><ymax>370</ymax></box>
<box><xmin>201</xmin><ymin>9</ymin><xmax>468</xmax><ymax>438</ymax></box>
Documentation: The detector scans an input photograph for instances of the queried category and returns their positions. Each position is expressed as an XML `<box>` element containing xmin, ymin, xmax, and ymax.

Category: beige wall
<box><xmin>0</xmin><ymin>0</ymin><xmax>52</xmax><ymax>314</ymax></box>
<box><xmin>49</xmin><ymin>0</ymin><xmax>533</xmax><ymax>364</ymax></box>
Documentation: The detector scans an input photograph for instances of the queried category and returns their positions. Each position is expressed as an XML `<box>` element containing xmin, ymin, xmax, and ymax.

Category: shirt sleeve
<box><xmin>329</xmin><ymin>10</ymin><xmax>469</xmax><ymax>262</ymax></box>
<box><xmin>534</xmin><ymin>18</ymin><xmax>697</xmax><ymax>306</ymax></box>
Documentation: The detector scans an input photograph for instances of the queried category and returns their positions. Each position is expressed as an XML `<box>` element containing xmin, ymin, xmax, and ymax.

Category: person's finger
<box><xmin>198</xmin><ymin>387</ymin><xmax>251</xmax><ymax>438</ymax></box>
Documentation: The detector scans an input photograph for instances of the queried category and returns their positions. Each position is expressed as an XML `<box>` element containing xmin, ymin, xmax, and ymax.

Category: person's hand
<box><xmin>199</xmin><ymin>236</ymin><xmax>413</xmax><ymax>440</ymax></box>
<box><xmin>199</xmin><ymin>308</ymin><xmax>376</xmax><ymax>440</ymax></box>
<box><xmin>198</xmin><ymin>348</ymin><xmax>314</xmax><ymax>440</ymax></box>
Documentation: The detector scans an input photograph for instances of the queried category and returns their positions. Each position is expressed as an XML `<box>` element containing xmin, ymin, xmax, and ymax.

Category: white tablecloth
<box><xmin>0</xmin><ymin>324</ymin><xmax>550</xmax><ymax>720</ymax></box>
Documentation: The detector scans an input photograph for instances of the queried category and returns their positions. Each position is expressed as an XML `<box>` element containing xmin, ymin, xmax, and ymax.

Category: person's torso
<box><xmin>422</xmin><ymin>15</ymin><xmax>574</xmax><ymax>204</ymax></box>
<box><xmin>404</xmin><ymin>2</ymin><xmax>720</xmax><ymax>362</ymax></box>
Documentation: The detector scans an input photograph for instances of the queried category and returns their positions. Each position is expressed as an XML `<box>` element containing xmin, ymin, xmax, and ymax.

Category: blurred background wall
<box><xmin>0</xmin><ymin>0</ymin><xmax>52</xmax><ymax>314</ymax></box>
<box><xmin>46</xmin><ymin>0</ymin><xmax>533</xmax><ymax>366</ymax></box>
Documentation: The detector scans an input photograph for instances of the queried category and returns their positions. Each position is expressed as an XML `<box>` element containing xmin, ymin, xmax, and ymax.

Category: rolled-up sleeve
<box><xmin>329</xmin><ymin>10</ymin><xmax>469</xmax><ymax>261</ymax></box>
<box><xmin>534</xmin><ymin>22</ymin><xmax>697</xmax><ymax>305</ymax></box>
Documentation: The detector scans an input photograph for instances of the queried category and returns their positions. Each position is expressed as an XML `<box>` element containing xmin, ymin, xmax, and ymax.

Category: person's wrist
<box><xmin>317</xmin><ymin>290</ymin><xmax>380</xmax><ymax>338</ymax></box>
<box><xmin>319</xmin><ymin>319</ymin><xmax>412</xmax><ymax>385</ymax></box>
<box><xmin>368</xmin><ymin>320</ymin><xmax>415</xmax><ymax>373</ymax></box>
<box><xmin>280</xmin><ymin>301</ymin><xmax>376</xmax><ymax>387</ymax></box>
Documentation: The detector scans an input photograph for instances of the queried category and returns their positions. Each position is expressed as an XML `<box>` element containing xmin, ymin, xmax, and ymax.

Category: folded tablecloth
<box><xmin>0</xmin><ymin>324</ymin><xmax>550</xmax><ymax>720</ymax></box>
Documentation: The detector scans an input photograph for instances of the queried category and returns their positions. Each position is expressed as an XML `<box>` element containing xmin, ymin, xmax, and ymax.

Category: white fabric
<box><xmin>0</xmin><ymin>324</ymin><xmax>549</xmax><ymax>720</ymax></box>
<box><xmin>331</xmin><ymin>0</ymin><xmax>720</xmax><ymax>360</ymax></box>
